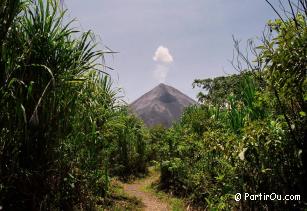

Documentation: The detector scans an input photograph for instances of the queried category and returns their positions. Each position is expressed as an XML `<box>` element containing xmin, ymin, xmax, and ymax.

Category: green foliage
<box><xmin>147</xmin><ymin>125</ymin><xmax>167</xmax><ymax>162</ymax></box>
<box><xmin>193</xmin><ymin>74</ymin><xmax>243</xmax><ymax>106</ymax></box>
<box><xmin>155</xmin><ymin>3</ymin><xmax>307</xmax><ymax>209</ymax></box>
<box><xmin>1</xmin><ymin>0</ymin><xmax>307</xmax><ymax>210</ymax></box>
<box><xmin>158</xmin><ymin>106</ymin><xmax>238</xmax><ymax>209</ymax></box>
<box><xmin>0</xmin><ymin>0</ymin><xmax>149</xmax><ymax>210</ymax></box>
<box><xmin>237</xmin><ymin>119</ymin><xmax>303</xmax><ymax>210</ymax></box>
<box><xmin>261</xmin><ymin>13</ymin><xmax>307</xmax><ymax>150</ymax></box>
<box><xmin>109</xmin><ymin>109</ymin><xmax>148</xmax><ymax>178</ymax></box>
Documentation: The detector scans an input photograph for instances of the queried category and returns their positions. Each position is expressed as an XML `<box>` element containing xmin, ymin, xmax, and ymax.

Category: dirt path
<box><xmin>122</xmin><ymin>171</ymin><xmax>170</xmax><ymax>211</ymax></box>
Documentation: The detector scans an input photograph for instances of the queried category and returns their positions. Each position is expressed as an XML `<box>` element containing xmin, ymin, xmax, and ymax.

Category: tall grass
<box><xmin>0</xmin><ymin>0</ymin><xmax>148</xmax><ymax>209</ymax></box>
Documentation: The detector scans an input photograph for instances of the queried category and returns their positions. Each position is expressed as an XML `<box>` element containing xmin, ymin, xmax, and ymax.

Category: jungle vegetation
<box><xmin>156</xmin><ymin>1</ymin><xmax>307</xmax><ymax>210</ymax></box>
<box><xmin>0</xmin><ymin>0</ymin><xmax>306</xmax><ymax>210</ymax></box>
<box><xmin>0</xmin><ymin>0</ymin><xmax>148</xmax><ymax>210</ymax></box>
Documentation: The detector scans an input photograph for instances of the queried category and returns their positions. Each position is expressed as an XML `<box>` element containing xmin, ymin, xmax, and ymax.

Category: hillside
<box><xmin>130</xmin><ymin>83</ymin><xmax>196</xmax><ymax>127</ymax></box>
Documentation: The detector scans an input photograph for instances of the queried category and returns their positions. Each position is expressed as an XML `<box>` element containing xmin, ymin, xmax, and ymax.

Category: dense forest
<box><xmin>1</xmin><ymin>0</ymin><xmax>306</xmax><ymax>210</ymax></box>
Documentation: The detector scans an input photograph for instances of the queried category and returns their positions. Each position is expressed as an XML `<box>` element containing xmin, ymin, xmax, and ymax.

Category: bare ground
<box><xmin>122</xmin><ymin>171</ymin><xmax>170</xmax><ymax>211</ymax></box>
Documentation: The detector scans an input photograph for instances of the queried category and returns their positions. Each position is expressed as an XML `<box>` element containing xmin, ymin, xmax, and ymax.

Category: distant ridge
<box><xmin>130</xmin><ymin>83</ymin><xmax>197</xmax><ymax>127</ymax></box>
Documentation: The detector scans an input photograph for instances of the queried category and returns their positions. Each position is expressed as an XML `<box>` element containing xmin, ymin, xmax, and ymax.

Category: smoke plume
<box><xmin>153</xmin><ymin>46</ymin><xmax>173</xmax><ymax>83</ymax></box>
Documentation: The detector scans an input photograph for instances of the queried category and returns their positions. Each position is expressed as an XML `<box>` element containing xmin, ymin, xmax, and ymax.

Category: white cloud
<box><xmin>152</xmin><ymin>46</ymin><xmax>174</xmax><ymax>83</ymax></box>
<box><xmin>153</xmin><ymin>46</ymin><xmax>173</xmax><ymax>64</ymax></box>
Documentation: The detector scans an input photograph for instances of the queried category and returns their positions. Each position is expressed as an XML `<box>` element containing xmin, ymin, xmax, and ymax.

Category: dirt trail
<box><xmin>122</xmin><ymin>171</ymin><xmax>169</xmax><ymax>211</ymax></box>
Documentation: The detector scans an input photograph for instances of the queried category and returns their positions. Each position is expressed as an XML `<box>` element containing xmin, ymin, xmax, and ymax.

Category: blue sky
<box><xmin>65</xmin><ymin>0</ymin><xmax>276</xmax><ymax>102</ymax></box>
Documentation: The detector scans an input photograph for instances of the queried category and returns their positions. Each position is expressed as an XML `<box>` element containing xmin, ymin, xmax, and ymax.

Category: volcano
<box><xmin>130</xmin><ymin>83</ymin><xmax>197</xmax><ymax>127</ymax></box>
